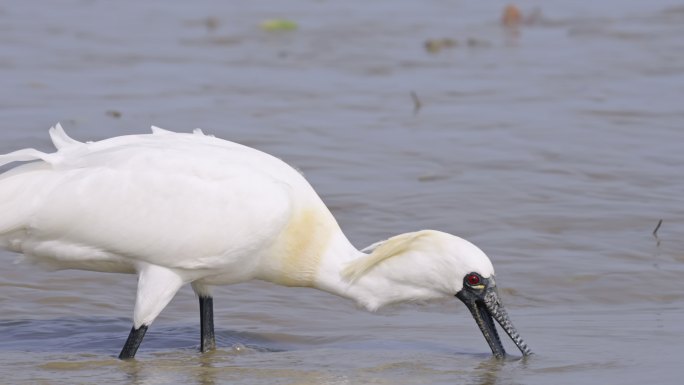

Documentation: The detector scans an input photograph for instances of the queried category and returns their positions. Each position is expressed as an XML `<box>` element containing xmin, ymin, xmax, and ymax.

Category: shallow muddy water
<box><xmin>1</xmin><ymin>0</ymin><xmax>684</xmax><ymax>384</ymax></box>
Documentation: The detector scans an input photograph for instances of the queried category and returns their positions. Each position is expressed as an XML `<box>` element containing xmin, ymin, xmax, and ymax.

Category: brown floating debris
<box><xmin>184</xmin><ymin>17</ymin><xmax>220</xmax><ymax>32</ymax></box>
<box><xmin>410</xmin><ymin>91</ymin><xmax>422</xmax><ymax>114</ymax></box>
<box><xmin>652</xmin><ymin>219</ymin><xmax>663</xmax><ymax>237</ymax></box>
<box><xmin>204</xmin><ymin>17</ymin><xmax>220</xmax><ymax>32</ymax></box>
<box><xmin>418</xmin><ymin>174</ymin><xmax>449</xmax><ymax>182</ymax></box>
<box><xmin>466</xmin><ymin>38</ymin><xmax>491</xmax><ymax>48</ymax></box>
<box><xmin>106</xmin><ymin>110</ymin><xmax>122</xmax><ymax>119</ymax></box>
<box><xmin>424</xmin><ymin>38</ymin><xmax>457</xmax><ymax>54</ymax></box>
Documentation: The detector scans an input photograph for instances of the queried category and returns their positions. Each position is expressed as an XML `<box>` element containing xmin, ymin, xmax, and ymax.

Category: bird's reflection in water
<box><xmin>121</xmin><ymin>359</ymin><xmax>143</xmax><ymax>385</ymax></box>
<box><xmin>469</xmin><ymin>354</ymin><xmax>533</xmax><ymax>385</ymax></box>
<box><xmin>196</xmin><ymin>351</ymin><xmax>217</xmax><ymax>385</ymax></box>
<box><xmin>120</xmin><ymin>351</ymin><xmax>218</xmax><ymax>385</ymax></box>
<box><xmin>470</xmin><ymin>357</ymin><xmax>505</xmax><ymax>385</ymax></box>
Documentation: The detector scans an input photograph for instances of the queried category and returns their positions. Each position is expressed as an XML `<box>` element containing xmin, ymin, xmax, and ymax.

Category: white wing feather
<box><xmin>0</xmin><ymin>126</ymin><xmax>308</xmax><ymax>275</ymax></box>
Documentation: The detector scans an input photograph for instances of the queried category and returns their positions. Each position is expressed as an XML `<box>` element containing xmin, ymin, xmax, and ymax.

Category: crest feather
<box><xmin>343</xmin><ymin>231</ymin><xmax>432</xmax><ymax>282</ymax></box>
<box><xmin>150</xmin><ymin>126</ymin><xmax>174</xmax><ymax>135</ymax></box>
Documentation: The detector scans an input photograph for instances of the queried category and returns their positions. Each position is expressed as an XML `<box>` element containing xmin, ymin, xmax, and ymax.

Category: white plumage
<box><xmin>0</xmin><ymin>124</ymin><xmax>530</xmax><ymax>359</ymax></box>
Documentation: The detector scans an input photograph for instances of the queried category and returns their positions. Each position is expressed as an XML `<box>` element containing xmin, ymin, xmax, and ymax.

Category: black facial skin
<box><xmin>455</xmin><ymin>272</ymin><xmax>532</xmax><ymax>358</ymax></box>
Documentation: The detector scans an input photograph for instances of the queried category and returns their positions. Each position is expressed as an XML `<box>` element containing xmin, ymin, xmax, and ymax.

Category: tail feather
<box><xmin>49</xmin><ymin>123</ymin><xmax>82</xmax><ymax>150</ymax></box>
<box><xmin>151</xmin><ymin>125</ymin><xmax>174</xmax><ymax>135</ymax></box>
<box><xmin>0</xmin><ymin>148</ymin><xmax>57</xmax><ymax>168</ymax></box>
<box><xmin>1</xmin><ymin>123</ymin><xmax>76</xmax><ymax>168</ymax></box>
<box><xmin>0</xmin><ymin>161</ymin><xmax>53</xmax><ymax>238</ymax></box>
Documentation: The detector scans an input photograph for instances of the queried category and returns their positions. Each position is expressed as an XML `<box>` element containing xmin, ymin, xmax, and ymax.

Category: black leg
<box><xmin>199</xmin><ymin>296</ymin><xmax>216</xmax><ymax>352</ymax></box>
<box><xmin>119</xmin><ymin>325</ymin><xmax>148</xmax><ymax>360</ymax></box>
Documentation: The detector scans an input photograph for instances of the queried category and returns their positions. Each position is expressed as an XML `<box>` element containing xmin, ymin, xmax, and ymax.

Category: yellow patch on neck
<box><xmin>270</xmin><ymin>206</ymin><xmax>335</xmax><ymax>287</ymax></box>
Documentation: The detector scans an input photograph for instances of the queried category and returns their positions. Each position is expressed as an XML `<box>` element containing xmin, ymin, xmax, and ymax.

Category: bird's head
<box><xmin>343</xmin><ymin>230</ymin><xmax>532</xmax><ymax>358</ymax></box>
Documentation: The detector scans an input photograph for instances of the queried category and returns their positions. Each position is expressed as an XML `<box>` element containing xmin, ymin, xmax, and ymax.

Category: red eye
<box><xmin>466</xmin><ymin>274</ymin><xmax>480</xmax><ymax>286</ymax></box>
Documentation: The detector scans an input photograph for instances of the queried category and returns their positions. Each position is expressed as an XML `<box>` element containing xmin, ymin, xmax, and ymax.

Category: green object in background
<box><xmin>260</xmin><ymin>19</ymin><xmax>298</xmax><ymax>32</ymax></box>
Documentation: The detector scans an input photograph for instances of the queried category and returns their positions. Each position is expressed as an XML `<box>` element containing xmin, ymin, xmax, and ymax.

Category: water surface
<box><xmin>1</xmin><ymin>1</ymin><xmax>683</xmax><ymax>384</ymax></box>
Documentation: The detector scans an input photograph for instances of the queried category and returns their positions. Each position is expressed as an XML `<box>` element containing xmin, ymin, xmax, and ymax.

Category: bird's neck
<box><xmin>256</xmin><ymin>203</ymin><xmax>398</xmax><ymax>310</ymax></box>
<box><xmin>311</xmin><ymin>231</ymin><xmax>361</xmax><ymax>292</ymax></box>
<box><xmin>312</xmin><ymin>232</ymin><xmax>394</xmax><ymax>311</ymax></box>
<box><xmin>256</xmin><ymin>204</ymin><xmax>346</xmax><ymax>285</ymax></box>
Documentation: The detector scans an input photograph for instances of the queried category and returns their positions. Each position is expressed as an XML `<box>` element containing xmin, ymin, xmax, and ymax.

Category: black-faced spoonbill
<box><xmin>0</xmin><ymin>125</ymin><xmax>532</xmax><ymax>359</ymax></box>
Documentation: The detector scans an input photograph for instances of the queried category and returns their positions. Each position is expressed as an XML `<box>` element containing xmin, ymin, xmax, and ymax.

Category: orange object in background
<box><xmin>502</xmin><ymin>4</ymin><xmax>523</xmax><ymax>27</ymax></box>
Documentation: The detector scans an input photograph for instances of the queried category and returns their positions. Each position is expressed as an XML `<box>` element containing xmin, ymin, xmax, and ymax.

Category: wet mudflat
<box><xmin>1</xmin><ymin>1</ymin><xmax>683</xmax><ymax>384</ymax></box>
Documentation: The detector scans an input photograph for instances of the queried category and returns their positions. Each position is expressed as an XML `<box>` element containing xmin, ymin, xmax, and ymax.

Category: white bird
<box><xmin>0</xmin><ymin>124</ymin><xmax>531</xmax><ymax>359</ymax></box>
